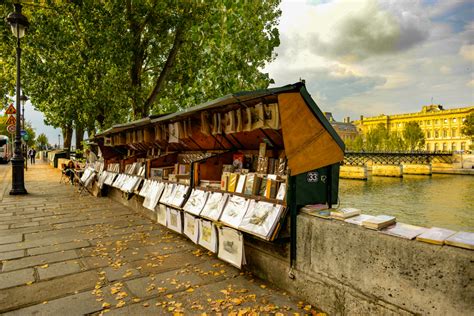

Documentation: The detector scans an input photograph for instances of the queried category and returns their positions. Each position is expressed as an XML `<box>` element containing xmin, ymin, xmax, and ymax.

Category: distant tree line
<box><xmin>346</xmin><ymin>121</ymin><xmax>426</xmax><ymax>152</ymax></box>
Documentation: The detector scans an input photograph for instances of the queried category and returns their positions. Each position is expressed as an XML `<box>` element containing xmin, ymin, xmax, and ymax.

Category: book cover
<box><xmin>416</xmin><ymin>227</ymin><xmax>457</xmax><ymax>245</ymax></box>
<box><xmin>276</xmin><ymin>183</ymin><xmax>287</xmax><ymax>201</ymax></box>
<box><xmin>235</xmin><ymin>174</ymin><xmax>246</xmax><ymax>193</ymax></box>
<box><xmin>344</xmin><ymin>214</ymin><xmax>376</xmax><ymax>226</ymax></box>
<box><xmin>220</xmin><ymin>195</ymin><xmax>250</xmax><ymax>228</ymax></box>
<box><xmin>381</xmin><ymin>222</ymin><xmax>428</xmax><ymax>240</ymax></box>
<box><xmin>183</xmin><ymin>213</ymin><xmax>199</xmax><ymax>244</ymax></box>
<box><xmin>239</xmin><ymin>200</ymin><xmax>284</xmax><ymax>240</ymax></box>
<box><xmin>362</xmin><ymin>215</ymin><xmax>396</xmax><ymax>230</ymax></box>
<box><xmin>444</xmin><ymin>231</ymin><xmax>474</xmax><ymax>250</ymax></box>
<box><xmin>198</xmin><ymin>219</ymin><xmax>218</xmax><ymax>253</ymax></box>
<box><xmin>227</xmin><ymin>173</ymin><xmax>239</xmax><ymax>193</ymax></box>
<box><xmin>218</xmin><ymin>227</ymin><xmax>244</xmax><ymax>269</ymax></box>
<box><xmin>220</xmin><ymin>172</ymin><xmax>229</xmax><ymax>191</ymax></box>
<box><xmin>331</xmin><ymin>208</ymin><xmax>361</xmax><ymax>220</ymax></box>
<box><xmin>200</xmin><ymin>192</ymin><xmax>228</xmax><ymax>221</ymax></box>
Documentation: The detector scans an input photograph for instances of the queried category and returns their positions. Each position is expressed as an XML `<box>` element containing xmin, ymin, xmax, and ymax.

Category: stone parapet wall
<box><xmin>340</xmin><ymin>166</ymin><xmax>368</xmax><ymax>180</ymax></box>
<box><xmin>372</xmin><ymin>164</ymin><xmax>403</xmax><ymax>177</ymax></box>
<box><xmin>402</xmin><ymin>164</ymin><xmax>432</xmax><ymax>175</ymax></box>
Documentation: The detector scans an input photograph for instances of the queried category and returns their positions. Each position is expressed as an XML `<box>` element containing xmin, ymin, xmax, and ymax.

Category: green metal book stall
<box><xmin>93</xmin><ymin>82</ymin><xmax>345</xmax><ymax>268</ymax></box>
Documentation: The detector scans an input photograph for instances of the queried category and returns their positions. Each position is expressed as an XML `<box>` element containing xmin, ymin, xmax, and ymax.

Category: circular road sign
<box><xmin>7</xmin><ymin>125</ymin><xmax>16</xmax><ymax>134</ymax></box>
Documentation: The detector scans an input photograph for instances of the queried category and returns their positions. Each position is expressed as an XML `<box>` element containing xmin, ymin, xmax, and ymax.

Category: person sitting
<box><xmin>63</xmin><ymin>160</ymin><xmax>76</xmax><ymax>184</ymax></box>
<box><xmin>84</xmin><ymin>148</ymin><xmax>97</xmax><ymax>165</ymax></box>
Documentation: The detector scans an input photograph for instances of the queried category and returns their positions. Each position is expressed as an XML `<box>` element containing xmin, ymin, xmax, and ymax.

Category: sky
<box><xmin>264</xmin><ymin>0</ymin><xmax>474</xmax><ymax>121</ymax></box>
<box><xmin>9</xmin><ymin>0</ymin><xmax>474</xmax><ymax>145</ymax></box>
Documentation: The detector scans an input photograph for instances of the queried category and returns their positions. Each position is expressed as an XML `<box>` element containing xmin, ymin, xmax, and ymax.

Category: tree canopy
<box><xmin>1</xmin><ymin>1</ymin><xmax>281</xmax><ymax>149</ymax></box>
<box><xmin>461</xmin><ymin>112</ymin><xmax>474</xmax><ymax>141</ymax></box>
<box><xmin>403</xmin><ymin>121</ymin><xmax>425</xmax><ymax>151</ymax></box>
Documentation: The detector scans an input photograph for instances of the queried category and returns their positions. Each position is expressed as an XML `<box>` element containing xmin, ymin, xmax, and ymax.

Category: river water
<box><xmin>338</xmin><ymin>174</ymin><xmax>474</xmax><ymax>232</ymax></box>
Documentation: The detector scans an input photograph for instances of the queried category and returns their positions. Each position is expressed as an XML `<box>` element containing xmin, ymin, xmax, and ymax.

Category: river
<box><xmin>338</xmin><ymin>174</ymin><xmax>474</xmax><ymax>232</ymax></box>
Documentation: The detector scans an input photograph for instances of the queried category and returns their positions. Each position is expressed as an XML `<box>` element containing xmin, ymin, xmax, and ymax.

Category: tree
<box><xmin>461</xmin><ymin>113</ymin><xmax>474</xmax><ymax>140</ymax></box>
<box><xmin>36</xmin><ymin>133</ymin><xmax>48</xmax><ymax>150</ymax></box>
<box><xmin>403</xmin><ymin>121</ymin><xmax>425</xmax><ymax>151</ymax></box>
<box><xmin>365</xmin><ymin>123</ymin><xmax>389</xmax><ymax>151</ymax></box>
<box><xmin>1</xmin><ymin>1</ymin><xmax>281</xmax><ymax>141</ymax></box>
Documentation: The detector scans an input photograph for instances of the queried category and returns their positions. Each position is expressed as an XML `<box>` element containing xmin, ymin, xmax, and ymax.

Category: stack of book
<box><xmin>330</xmin><ymin>208</ymin><xmax>361</xmax><ymax>220</ymax></box>
<box><xmin>300</xmin><ymin>204</ymin><xmax>330</xmax><ymax>218</ymax></box>
<box><xmin>381</xmin><ymin>222</ymin><xmax>428</xmax><ymax>240</ymax></box>
<box><xmin>361</xmin><ymin>215</ymin><xmax>396</xmax><ymax>230</ymax></box>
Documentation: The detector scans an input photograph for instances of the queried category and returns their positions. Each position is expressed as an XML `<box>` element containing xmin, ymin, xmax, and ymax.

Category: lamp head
<box><xmin>6</xmin><ymin>4</ymin><xmax>30</xmax><ymax>39</ymax></box>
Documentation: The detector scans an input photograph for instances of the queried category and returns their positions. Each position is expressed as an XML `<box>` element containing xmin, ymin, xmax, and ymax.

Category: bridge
<box><xmin>343</xmin><ymin>151</ymin><xmax>454</xmax><ymax>166</ymax></box>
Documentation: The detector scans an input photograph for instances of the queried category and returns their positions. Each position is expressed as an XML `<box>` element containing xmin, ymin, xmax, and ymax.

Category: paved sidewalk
<box><xmin>0</xmin><ymin>162</ymin><xmax>319</xmax><ymax>315</ymax></box>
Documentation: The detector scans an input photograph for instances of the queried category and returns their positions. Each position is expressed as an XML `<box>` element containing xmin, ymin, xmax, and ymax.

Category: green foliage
<box><xmin>403</xmin><ymin>121</ymin><xmax>425</xmax><ymax>151</ymax></box>
<box><xmin>365</xmin><ymin>123</ymin><xmax>389</xmax><ymax>151</ymax></box>
<box><xmin>1</xmin><ymin>1</ymin><xmax>281</xmax><ymax>135</ymax></box>
<box><xmin>345</xmin><ymin>135</ymin><xmax>363</xmax><ymax>151</ymax></box>
<box><xmin>36</xmin><ymin>133</ymin><xmax>48</xmax><ymax>150</ymax></box>
<box><xmin>461</xmin><ymin>112</ymin><xmax>474</xmax><ymax>140</ymax></box>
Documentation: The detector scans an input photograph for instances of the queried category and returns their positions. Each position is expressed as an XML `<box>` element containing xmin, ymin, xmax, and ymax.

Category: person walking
<box><xmin>28</xmin><ymin>148</ymin><xmax>36</xmax><ymax>164</ymax></box>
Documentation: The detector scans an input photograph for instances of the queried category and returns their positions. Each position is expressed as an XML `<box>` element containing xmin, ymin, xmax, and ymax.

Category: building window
<box><xmin>443</xmin><ymin>130</ymin><xmax>448</xmax><ymax>138</ymax></box>
<box><xmin>427</xmin><ymin>131</ymin><xmax>431</xmax><ymax>138</ymax></box>
<box><xmin>435</xmin><ymin>130</ymin><xmax>439</xmax><ymax>138</ymax></box>
<box><xmin>461</xmin><ymin>142</ymin><xmax>466</xmax><ymax>151</ymax></box>
<box><xmin>453</xmin><ymin>118</ymin><xmax>457</xmax><ymax>123</ymax></box>
<box><xmin>427</xmin><ymin>120</ymin><xmax>431</xmax><ymax>125</ymax></box>
<box><xmin>462</xmin><ymin>117</ymin><xmax>466</xmax><ymax>123</ymax></box>
<box><xmin>434</xmin><ymin>143</ymin><xmax>439</xmax><ymax>151</ymax></box>
<box><xmin>426</xmin><ymin>143</ymin><xmax>431</xmax><ymax>151</ymax></box>
<box><xmin>452</xmin><ymin>143</ymin><xmax>456</xmax><ymax>151</ymax></box>
<box><xmin>443</xmin><ymin>143</ymin><xmax>447</xmax><ymax>151</ymax></box>
<box><xmin>452</xmin><ymin>128</ymin><xmax>456</xmax><ymax>137</ymax></box>
<box><xmin>419</xmin><ymin>121</ymin><xmax>423</xmax><ymax>126</ymax></box>
<box><xmin>444</xmin><ymin>118</ymin><xmax>448</xmax><ymax>124</ymax></box>
<box><xmin>436</xmin><ymin>119</ymin><xmax>440</xmax><ymax>125</ymax></box>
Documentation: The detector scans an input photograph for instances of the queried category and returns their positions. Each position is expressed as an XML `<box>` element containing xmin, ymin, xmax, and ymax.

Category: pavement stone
<box><xmin>27</xmin><ymin>240</ymin><xmax>90</xmax><ymax>256</ymax></box>
<box><xmin>0</xmin><ymin>268</ymin><xmax>35</xmax><ymax>290</ymax></box>
<box><xmin>0</xmin><ymin>270</ymin><xmax>98</xmax><ymax>313</ymax></box>
<box><xmin>37</xmin><ymin>260</ymin><xmax>83</xmax><ymax>280</ymax></box>
<box><xmin>0</xmin><ymin>249</ymin><xmax>25</xmax><ymax>261</ymax></box>
<box><xmin>2</xmin><ymin>249</ymin><xmax>78</xmax><ymax>272</ymax></box>
<box><xmin>0</xmin><ymin>234</ymin><xmax>23</xmax><ymax>245</ymax></box>
<box><xmin>3</xmin><ymin>291</ymin><xmax>104</xmax><ymax>316</ymax></box>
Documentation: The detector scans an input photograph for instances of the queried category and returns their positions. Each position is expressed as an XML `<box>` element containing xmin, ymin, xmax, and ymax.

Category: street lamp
<box><xmin>58</xmin><ymin>134</ymin><xmax>61</xmax><ymax>149</ymax></box>
<box><xmin>6</xmin><ymin>3</ymin><xmax>29</xmax><ymax>195</ymax></box>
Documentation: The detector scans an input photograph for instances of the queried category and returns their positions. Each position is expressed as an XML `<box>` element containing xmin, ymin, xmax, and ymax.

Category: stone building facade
<box><xmin>353</xmin><ymin>105</ymin><xmax>473</xmax><ymax>152</ymax></box>
<box><xmin>324</xmin><ymin>112</ymin><xmax>359</xmax><ymax>143</ymax></box>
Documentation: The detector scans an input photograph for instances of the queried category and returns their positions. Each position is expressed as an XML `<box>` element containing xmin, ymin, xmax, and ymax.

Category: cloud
<box><xmin>283</xmin><ymin>0</ymin><xmax>430</xmax><ymax>62</ymax></box>
<box><xmin>459</xmin><ymin>44</ymin><xmax>474</xmax><ymax>61</ymax></box>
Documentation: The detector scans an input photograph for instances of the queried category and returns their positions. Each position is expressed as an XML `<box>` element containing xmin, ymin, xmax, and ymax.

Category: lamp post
<box><xmin>7</xmin><ymin>3</ymin><xmax>29</xmax><ymax>195</ymax></box>
<box><xmin>58</xmin><ymin>134</ymin><xmax>61</xmax><ymax>149</ymax></box>
<box><xmin>20</xmin><ymin>94</ymin><xmax>28</xmax><ymax>171</ymax></box>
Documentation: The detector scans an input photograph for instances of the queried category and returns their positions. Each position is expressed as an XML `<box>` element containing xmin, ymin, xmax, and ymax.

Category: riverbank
<box><xmin>432</xmin><ymin>168</ymin><xmax>474</xmax><ymax>175</ymax></box>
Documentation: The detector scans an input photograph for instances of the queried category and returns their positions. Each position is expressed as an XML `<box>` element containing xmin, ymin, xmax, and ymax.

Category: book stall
<box><xmin>94</xmin><ymin>82</ymin><xmax>346</xmax><ymax>268</ymax></box>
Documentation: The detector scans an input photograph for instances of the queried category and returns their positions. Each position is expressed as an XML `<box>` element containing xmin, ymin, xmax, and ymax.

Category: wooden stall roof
<box><xmin>96</xmin><ymin>82</ymin><xmax>345</xmax><ymax>175</ymax></box>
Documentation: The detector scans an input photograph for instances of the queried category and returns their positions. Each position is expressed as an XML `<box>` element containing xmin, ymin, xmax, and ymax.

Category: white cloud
<box><xmin>459</xmin><ymin>44</ymin><xmax>474</xmax><ymax>61</ymax></box>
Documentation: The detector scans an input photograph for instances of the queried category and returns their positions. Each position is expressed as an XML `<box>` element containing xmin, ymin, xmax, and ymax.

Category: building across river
<box><xmin>353</xmin><ymin>105</ymin><xmax>474</xmax><ymax>152</ymax></box>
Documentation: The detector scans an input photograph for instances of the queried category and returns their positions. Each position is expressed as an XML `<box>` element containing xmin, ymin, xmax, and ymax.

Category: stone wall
<box><xmin>106</xmin><ymin>187</ymin><xmax>474</xmax><ymax>315</ymax></box>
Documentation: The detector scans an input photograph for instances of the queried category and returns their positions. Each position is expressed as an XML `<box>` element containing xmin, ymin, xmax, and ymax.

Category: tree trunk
<box><xmin>62</xmin><ymin>125</ymin><xmax>73</xmax><ymax>154</ymax></box>
<box><xmin>75</xmin><ymin>124</ymin><xmax>85</xmax><ymax>156</ymax></box>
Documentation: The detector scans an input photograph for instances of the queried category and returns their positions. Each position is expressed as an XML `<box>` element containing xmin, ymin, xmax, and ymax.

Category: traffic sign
<box><xmin>7</xmin><ymin>125</ymin><xmax>16</xmax><ymax>134</ymax></box>
<box><xmin>20</xmin><ymin>130</ymin><xmax>26</xmax><ymax>136</ymax></box>
<box><xmin>6</xmin><ymin>115</ymin><xmax>16</xmax><ymax>125</ymax></box>
<box><xmin>22</xmin><ymin>134</ymin><xmax>29</xmax><ymax>141</ymax></box>
<box><xmin>5</xmin><ymin>104</ymin><xmax>16</xmax><ymax>115</ymax></box>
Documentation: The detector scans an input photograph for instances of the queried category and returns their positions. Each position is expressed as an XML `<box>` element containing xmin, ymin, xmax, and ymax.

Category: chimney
<box><xmin>360</xmin><ymin>115</ymin><xmax>364</xmax><ymax>121</ymax></box>
<box><xmin>346</xmin><ymin>116</ymin><xmax>350</xmax><ymax>123</ymax></box>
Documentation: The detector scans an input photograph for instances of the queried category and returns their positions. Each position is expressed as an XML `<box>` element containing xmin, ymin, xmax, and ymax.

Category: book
<box><xmin>200</xmin><ymin>192</ymin><xmax>228</xmax><ymax>221</ymax></box>
<box><xmin>276</xmin><ymin>182</ymin><xmax>286</xmax><ymax>201</ymax></box>
<box><xmin>239</xmin><ymin>200</ymin><xmax>285</xmax><ymax>240</ymax></box>
<box><xmin>331</xmin><ymin>208</ymin><xmax>361</xmax><ymax>220</ymax></box>
<box><xmin>198</xmin><ymin>219</ymin><xmax>218</xmax><ymax>253</ymax></box>
<box><xmin>220</xmin><ymin>172</ymin><xmax>229</xmax><ymax>191</ymax></box>
<box><xmin>218</xmin><ymin>227</ymin><xmax>245</xmax><ymax>269</ymax></box>
<box><xmin>300</xmin><ymin>204</ymin><xmax>331</xmax><ymax>219</ymax></box>
<box><xmin>444</xmin><ymin>231</ymin><xmax>474</xmax><ymax>250</ymax></box>
<box><xmin>235</xmin><ymin>174</ymin><xmax>246</xmax><ymax>193</ymax></box>
<box><xmin>166</xmin><ymin>208</ymin><xmax>183</xmax><ymax>234</ymax></box>
<box><xmin>361</xmin><ymin>215</ymin><xmax>396</xmax><ymax>230</ymax></box>
<box><xmin>182</xmin><ymin>189</ymin><xmax>208</xmax><ymax>216</ymax></box>
<box><xmin>344</xmin><ymin>214</ymin><xmax>376</xmax><ymax>226</ymax></box>
<box><xmin>416</xmin><ymin>227</ymin><xmax>456</xmax><ymax>245</ymax></box>
<box><xmin>183</xmin><ymin>213</ymin><xmax>199</xmax><ymax>244</ymax></box>
<box><xmin>219</xmin><ymin>195</ymin><xmax>250</xmax><ymax>228</ymax></box>
<box><xmin>381</xmin><ymin>222</ymin><xmax>428</xmax><ymax>240</ymax></box>
<box><xmin>227</xmin><ymin>173</ymin><xmax>239</xmax><ymax>193</ymax></box>
<box><xmin>157</xmin><ymin>204</ymin><xmax>167</xmax><ymax>226</ymax></box>
<box><xmin>244</xmin><ymin>173</ymin><xmax>260</xmax><ymax>195</ymax></box>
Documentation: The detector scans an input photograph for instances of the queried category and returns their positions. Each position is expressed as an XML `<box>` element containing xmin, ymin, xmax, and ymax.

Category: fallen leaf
<box><xmin>40</xmin><ymin>264</ymin><xmax>49</xmax><ymax>269</ymax></box>
<box><xmin>186</xmin><ymin>288</ymin><xmax>195</xmax><ymax>293</ymax></box>
<box><xmin>102</xmin><ymin>302</ymin><xmax>111</xmax><ymax>309</ymax></box>
<box><xmin>42</xmin><ymin>301</ymin><xmax>48</xmax><ymax>305</ymax></box>
<box><xmin>166</xmin><ymin>294</ymin><xmax>173</xmax><ymax>299</ymax></box>
<box><xmin>143</xmin><ymin>302</ymin><xmax>150</xmax><ymax>307</ymax></box>
<box><xmin>260</xmin><ymin>285</ymin><xmax>267</xmax><ymax>289</ymax></box>
<box><xmin>132</xmin><ymin>298</ymin><xmax>141</xmax><ymax>303</ymax></box>
<box><xmin>26</xmin><ymin>281</ymin><xmax>34</xmax><ymax>285</ymax></box>
<box><xmin>116</xmin><ymin>300</ymin><xmax>126</xmax><ymax>308</ymax></box>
